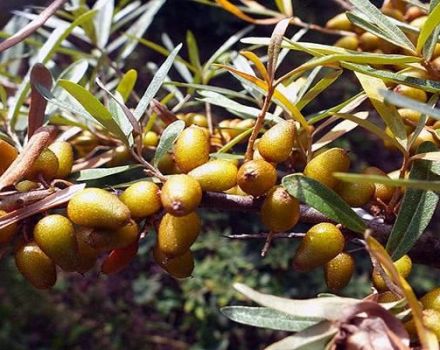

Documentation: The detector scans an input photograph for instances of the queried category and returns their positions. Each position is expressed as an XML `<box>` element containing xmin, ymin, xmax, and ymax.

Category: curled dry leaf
<box><xmin>0</xmin><ymin>184</ymin><xmax>85</xmax><ymax>230</ymax></box>
<box><xmin>0</xmin><ymin>188</ymin><xmax>55</xmax><ymax>212</ymax></box>
<box><xmin>29</xmin><ymin>64</ymin><xmax>53</xmax><ymax>138</ymax></box>
<box><xmin>150</xmin><ymin>99</ymin><xmax>178</xmax><ymax>126</ymax></box>
<box><xmin>0</xmin><ymin>126</ymin><xmax>57</xmax><ymax>190</ymax></box>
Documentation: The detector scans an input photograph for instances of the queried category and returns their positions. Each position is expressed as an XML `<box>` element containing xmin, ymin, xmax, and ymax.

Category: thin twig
<box><xmin>0</xmin><ymin>0</ymin><xmax>68</xmax><ymax>53</ymax></box>
<box><xmin>330</xmin><ymin>0</ymin><xmax>353</xmax><ymax>11</ymax></box>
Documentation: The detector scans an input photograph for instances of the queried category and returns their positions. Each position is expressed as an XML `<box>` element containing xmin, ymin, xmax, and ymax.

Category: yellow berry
<box><xmin>49</xmin><ymin>141</ymin><xmax>74</xmax><ymax>178</ymax></box>
<box><xmin>324</xmin><ymin>252</ymin><xmax>355</xmax><ymax>291</ymax></box>
<box><xmin>364</xmin><ymin>167</ymin><xmax>395</xmax><ymax>203</ymax></box>
<box><xmin>87</xmin><ymin>220</ymin><xmax>139</xmax><ymax>252</ymax></box>
<box><xmin>0</xmin><ymin>140</ymin><xmax>17</xmax><ymax>176</ymax></box>
<box><xmin>160</xmin><ymin>174</ymin><xmax>202</xmax><ymax>216</ymax></box>
<box><xmin>143</xmin><ymin>131</ymin><xmax>159</xmax><ymax>148</ymax></box>
<box><xmin>26</xmin><ymin>148</ymin><xmax>59</xmax><ymax>181</ymax></box>
<box><xmin>335</xmin><ymin>181</ymin><xmax>375</xmax><ymax>207</ymax></box>
<box><xmin>372</xmin><ymin>254</ymin><xmax>412</xmax><ymax>291</ymax></box>
<box><xmin>326</xmin><ymin>13</ymin><xmax>353</xmax><ymax>31</ymax></box>
<box><xmin>334</xmin><ymin>36</ymin><xmax>359</xmax><ymax>50</ymax></box>
<box><xmin>174</xmin><ymin>126</ymin><xmax>210</xmax><ymax>173</ymax></box>
<box><xmin>189</xmin><ymin>159</ymin><xmax>238</xmax><ymax>192</ymax></box>
<box><xmin>0</xmin><ymin>210</ymin><xmax>18</xmax><ymax>244</ymax></box>
<box><xmin>421</xmin><ymin>287</ymin><xmax>440</xmax><ymax>312</ymax></box>
<box><xmin>257</xmin><ymin>121</ymin><xmax>295</xmax><ymax>163</ymax></box>
<box><xmin>120</xmin><ymin>181</ymin><xmax>161</xmax><ymax>218</ymax></box>
<box><xmin>153</xmin><ymin>246</ymin><xmax>194</xmax><ymax>278</ymax></box>
<box><xmin>237</xmin><ymin>160</ymin><xmax>277</xmax><ymax>197</ymax></box>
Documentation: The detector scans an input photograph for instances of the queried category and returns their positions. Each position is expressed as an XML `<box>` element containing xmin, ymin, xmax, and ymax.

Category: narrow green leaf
<box><xmin>186</xmin><ymin>30</ymin><xmax>202</xmax><ymax>72</ymax></box>
<box><xmin>417</xmin><ymin>2</ymin><xmax>440</xmax><ymax>53</ymax></box>
<box><xmin>386</xmin><ymin>142</ymin><xmax>440</xmax><ymax>259</ymax></box>
<box><xmin>59</xmin><ymin>80</ymin><xmax>126</xmax><ymax>141</ymax></box>
<box><xmin>93</xmin><ymin>0</ymin><xmax>114</xmax><ymax>48</ymax></box>
<box><xmin>134</xmin><ymin>44</ymin><xmax>182</xmax><ymax>120</ymax></box>
<box><xmin>421</xmin><ymin>0</ymin><xmax>440</xmax><ymax>59</ymax></box>
<box><xmin>349</xmin><ymin>0</ymin><xmax>415</xmax><ymax>51</ymax></box>
<box><xmin>282</xmin><ymin>174</ymin><xmax>367</xmax><ymax>233</ymax></box>
<box><xmin>153</xmin><ymin>120</ymin><xmax>185</xmax><ymax>166</ymax></box>
<box><xmin>265</xmin><ymin>321</ymin><xmax>338</xmax><ymax>350</ymax></box>
<box><xmin>73</xmin><ymin>165</ymin><xmax>141</xmax><ymax>180</ymax></box>
<box><xmin>7</xmin><ymin>10</ymin><xmax>96</xmax><ymax>128</ymax></box>
<box><xmin>334</xmin><ymin>172</ymin><xmax>440</xmax><ymax>191</ymax></box>
<box><xmin>221</xmin><ymin>306</ymin><xmax>321</xmax><ymax>332</ymax></box>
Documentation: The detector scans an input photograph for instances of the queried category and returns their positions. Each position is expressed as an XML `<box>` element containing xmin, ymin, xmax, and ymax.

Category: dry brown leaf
<box><xmin>0</xmin><ymin>126</ymin><xmax>56</xmax><ymax>190</ymax></box>
<box><xmin>0</xmin><ymin>184</ymin><xmax>85</xmax><ymax>230</ymax></box>
<box><xmin>29</xmin><ymin>64</ymin><xmax>52</xmax><ymax>138</ymax></box>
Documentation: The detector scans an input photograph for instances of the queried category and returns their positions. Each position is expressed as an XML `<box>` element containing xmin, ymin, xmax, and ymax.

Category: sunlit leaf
<box><xmin>417</xmin><ymin>1</ymin><xmax>440</xmax><ymax>53</ymax></box>
<box><xmin>93</xmin><ymin>0</ymin><xmax>114</xmax><ymax>48</ymax></box>
<box><xmin>72</xmin><ymin>165</ymin><xmax>141</xmax><ymax>181</ymax></box>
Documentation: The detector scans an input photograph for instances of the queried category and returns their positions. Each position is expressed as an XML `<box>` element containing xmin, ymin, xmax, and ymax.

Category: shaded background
<box><xmin>0</xmin><ymin>1</ymin><xmax>439</xmax><ymax>349</ymax></box>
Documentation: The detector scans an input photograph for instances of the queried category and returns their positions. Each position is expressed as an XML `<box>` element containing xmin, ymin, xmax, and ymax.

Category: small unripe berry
<box><xmin>157</xmin><ymin>212</ymin><xmax>201</xmax><ymax>257</ymax></box>
<box><xmin>335</xmin><ymin>181</ymin><xmax>375</xmax><ymax>207</ymax></box>
<box><xmin>0</xmin><ymin>210</ymin><xmax>18</xmax><ymax>244</ymax></box>
<box><xmin>142</xmin><ymin>131</ymin><xmax>159</xmax><ymax>148</ymax></box>
<box><xmin>33</xmin><ymin>214</ymin><xmax>79</xmax><ymax>272</ymax></box>
<box><xmin>304</xmin><ymin>148</ymin><xmax>350</xmax><ymax>189</ymax></box>
<box><xmin>189</xmin><ymin>159</ymin><xmax>238</xmax><ymax>192</ymax></box>
<box><xmin>420</xmin><ymin>287</ymin><xmax>440</xmax><ymax>312</ymax></box>
<box><xmin>293</xmin><ymin>223</ymin><xmax>345</xmax><ymax>271</ymax></box>
<box><xmin>237</xmin><ymin>160</ymin><xmax>277</xmax><ymax>197</ymax></box>
<box><xmin>26</xmin><ymin>148</ymin><xmax>59</xmax><ymax>181</ymax></box>
<box><xmin>185</xmin><ymin>113</ymin><xmax>208</xmax><ymax>128</ymax></box>
<box><xmin>261</xmin><ymin>186</ymin><xmax>300</xmax><ymax>232</ymax></box>
<box><xmin>324</xmin><ymin>252</ymin><xmax>355</xmax><ymax>291</ymax></box>
<box><xmin>161</xmin><ymin>174</ymin><xmax>202</xmax><ymax>216</ymax></box>
<box><xmin>174</xmin><ymin>126</ymin><xmax>210</xmax><ymax>173</ymax></box>
<box><xmin>372</xmin><ymin>254</ymin><xmax>412</xmax><ymax>291</ymax></box>
<box><xmin>67</xmin><ymin>188</ymin><xmax>131</xmax><ymax>229</ymax></box>
<box><xmin>120</xmin><ymin>181</ymin><xmax>161</xmax><ymax>218</ymax></box>
<box><xmin>15</xmin><ymin>241</ymin><xmax>57</xmax><ymax>289</ymax></box>
<box><xmin>0</xmin><ymin>140</ymin><xmax>18</xmax><ymax>175</ymax></box>
<box><xmin>49</xmin><ymin>141</ymin><xmax>74</xmax><ymax>178</ymax></box>
<box><xmin>258</xmin><ymin>121</ymin><xmax>295</xmax><ymax>163</ymax></box>
<box><xmin>153</xmin><ymin>246</ymin><xmax>194</xmax><ymax>279</ymax></box>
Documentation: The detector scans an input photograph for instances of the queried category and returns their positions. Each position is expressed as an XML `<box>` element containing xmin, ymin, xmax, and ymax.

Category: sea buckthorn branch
<box><xmin>201</xmin><ymin>191</ymin><xmax>440</xmax><ymax>268</ymax></box>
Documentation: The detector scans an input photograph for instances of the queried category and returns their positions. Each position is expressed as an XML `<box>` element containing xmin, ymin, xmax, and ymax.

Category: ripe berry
<box><xmin>372</xmin><ymin>254</ymin><xmax>412</xmax><ymax>291</ymax></box>
<box><xmin>174</xmin><ymin>126</ymin><xmax>210</xmax><ymax>173</ymax></box>
<box><xmin>49</xmin><ymin>141</ymin><xmax>74</xmax><ymax>178</ymax></box>
<box><xmin>71</xmin><ymin>131</ymin><xmax>98</xmax><ymax>158</ymax></box>
<box><xmin>185</xmin><ymin>113</ymin><xmax>208</xmax><ymax>128</ymax></box>
<box><xmin>335</xmin><ymin>36</ymin><xmax>359</xmax><ymax>50</ymax></box>
<box><xmin>67</xmin><ymin>188</ymin><xmax>131</xmax><ymax>229</ymax></box>
<box><xmin>261</xmin><ymin>186</ymin><xmax>300</xmax><ymax>232</ymax></box>
<box><xmin>161</xmin><ymin>174</ymin><xmax>202</xmax><ymax>216</ymax></box>
<box><xmin>0</xmin><ymin>139</ymin><xmax>17</xmax><ymax>175</ymax></box>
<box><xmin>293</xmin><ymin>223</ymin><xmax>345</xmax><ymax>271</ymax></box>
<box><xmin>120</xmin><ymin>181</ymin><xmax>161</xmax><ymax>218</ymax></box>
<box><xmin>237</xmin><ymin>160</ymin><xmax>277</xmax><ymax>197</ymax></box>
<box><xmin>33</xmin><ymin>214</ymin><xmax>79</xmax><ymax>272</ymax></box>
<box><xmin>87</xmin><ymin>220</ymin><xmax>139</xmax><ymax>252</ymax></box>
<box><xmin>257</xmin><ymin>120</ymin><xmax>295</xmax><ymax>163</ymax></box>
<box><xmin>304</xmin><ymin>148</ymin><xmax>350</xmax><ymax>189</ymax></box>
<box><xmin>335</xmin><ymin>181</ymin><xmax>375</xmax><ymax>207</ymax></box>
<box><xmin>108</xmin><ymin>145</ymin><xmax>131</xmax><ymax>167</ymax></box>
<box><xmin>26</xmin><ymin>148</ymin><xmax>59</xmax><ymax>181</ymax></box>
<box><xmin>326</xmin><ymin>13</ymin><xmax>353</xmax><ymax>31</ymax></box>
<box><xmin>157</xmin><ymin>153</ymin><xmax>180</xmax><ymax>175</ymax></box>
<box><xmin>422</xmin><ymin>309</ymin><xmax>440</xmax><ymax>340</ymax></box>
<box><xmin>15</xmin><ymin>180</ymin><xmax>39</xmax><ymax>192</ymax></box>
<box><xmin>363</xmin><ymin>167</ymin><xmax>395</xmax><ymax>203</ymax></box>
<box><xmin>394</xmin><ymin>84</ymin><xmax>428</xmax><ymax>103</ymax></box>
<box><xmin>0</xmin><ymin>210</ymin><xmax>18</xmax><ymax>244</ymax></box>
<box><xmin>15</xmin><ymin>241</ymin><xmax>57</xmax><ymax>289</ymax></box>
<box><xmin>359</xmin><ymin>32</ymin><xmax>380</xmax><ymax>51</ymax></box>
<box><xmin>324</xmin><ymin>252</ymin><xmax>355</xmax><ymax>291</ymax></box>
<box><xmin>101</xmin><ymin>240</ymin><xmax>139</xmax><ymax>275</ymax></box>
<box><xmin>153</xmin><ymin>246</ymin><xmax>194</xmax><ymax>279</ymax></box>
<box><xmin>189</xmin><ymin>159</ymin><xmax>238</xmax><ymax>192</ymax></box>
<box><xmin>157</xmin><ymin>212</ymin><xmax>201</xmax><ymax>257</ymax></box>
<box><xmin>421</xmin><ymin>287</ymin><xmax>440</xmax><ymax>312</ymax></box>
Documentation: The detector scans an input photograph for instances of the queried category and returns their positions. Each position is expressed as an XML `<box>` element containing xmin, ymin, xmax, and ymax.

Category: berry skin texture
<box><xmin>293</xmin><ymin>223</ymin><xmax>345</xmax><ymax>271</ymax></box>
<box><xmin>261</xmin><ymin>186</ymin><xmax>300</xmax><ymax>232</ymax></box>
<box><xmin>0</xmin><ymin>210</ymin><xmax>18</xmax><ymax>244</ymax></box>
<box><xmin>326</xmin><ymin>13</ymin><xmax>353</xmax><ymax>31</ymax></box>
<box><xmin>335</xmin><ymin>181</ymin><xmax>375</xmax><ymax>207</ymax></box>
<box><xmin>237</xmin><ymin>160</ymin><xmax>277</xmax><ymax>197</ymax></box>
<box><xmin>87</xmin><ymin>220</ymin><xmax>139</xmax><ymax>252</ymax></box>
<box><xmin>0</xmin><ymin>140</ymin><xmax>18</xmax><ymax>175</ymax></box>
<box><xmin>157</xmin><ymin>212</ymin><xmax>201</xmax><ymax>257</ymax></box>
<box><xmin>394</xmin><ymin>84</ymin><xmax>428</xmax><ymax>103</ymax></box>
<box><xmin>142</xmin><ymin>131</ymin><xmax>159</xmax><ymax>148</ymax></box>
<box><xmin>160</xmin><ymin>175</ymin><xmax>202</xmax><ymax>216</ymax></box>
<box><xmin>372</xmin><ymin>254</ymin><xmax>412</xmax><ymax>291</ymax></box>
<box><xmin>101</xmin><ymin>240</ymin><xmax>139</xmax><ymax>275</ymax></box>
<box><xmin>257</xmin><ymin>121</ymin><xmax>296</xmax><ymax>164</ymax></box>
<box><xmin>174</xmin><ymin>126</ymin><xmax>210</xmax><ymax>173</ymax></box>
<box><xmin>188</xmin><ymin>159</ymin><xmax>238</xmax><ymax>192</ymax></box>
<box><xmin>26</xmin><ymin>148</ymin><xmax>59</xmax><ymax>181</ymax></box>
<box><xmin>120</xmin><ymin>181</ymin><xmax>161</xmax><ymax>218</ymax></box>
<box><xmin>364</xmin><ymin>167</ymin><xmax>395</xmax><ymax>203</ymax></box>
<box><xmin>324</xmin><ymin>252</ymin><xmax>355</xmax><ymax>292</ymax></box>
<box><xmin>421</xmin><ymin>287</ymin><xmax>440</xmax><ymax>312</ymax></box>
<box><xmin>33</xmin><ymin>214</ymin><xmax>79</xmax><ymax>272</ymax></box>
<box><xmin>49</xmin><ymin>141</ymin><xmax>74</xmax><ymax>178</ymax></box>
<box><xmin>75</xmin><ymin>227</ymin><xmax>99</xmax><ymax>274</ymax></box>
<box><xmin>67</xmin><ymin>188</ymin><xmax>131</xmax><ymax>230</ymax></box>
<box><xmin>15</xmin><ymin>241</ymin><xmax>57</xmax><ymax>289</ymax></box>
<box><xmin>423</xmin><ymin>309</ymin><xmax>440</xmax><ymax>340</ymax></box>
<box><xmin>304</xmin><ymin>148</ymin><xmax>350</xmax><ymax>189</ymax></box>
<box><xmin>153</xmin><ymin>246</ymin><xmax>194</xmax><ymax>279</ymax></box>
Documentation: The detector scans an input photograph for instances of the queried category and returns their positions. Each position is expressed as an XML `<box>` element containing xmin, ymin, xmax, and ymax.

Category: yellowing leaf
<box><xmin>240</xmin><ymin>51</ymin><xmax>269</xmax><ymax>82</ymax></box>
